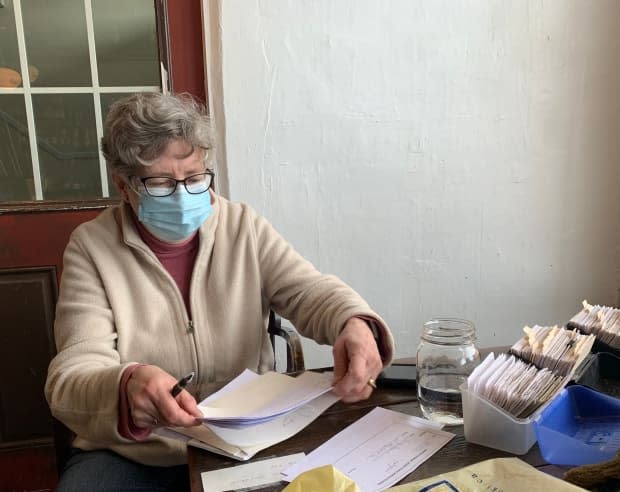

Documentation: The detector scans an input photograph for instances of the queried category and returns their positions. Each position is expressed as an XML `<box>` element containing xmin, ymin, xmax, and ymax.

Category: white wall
<box><xmin>204</xmin><ymin>0</ymin><xmax>620</xmax><ymax>367</ymax></box>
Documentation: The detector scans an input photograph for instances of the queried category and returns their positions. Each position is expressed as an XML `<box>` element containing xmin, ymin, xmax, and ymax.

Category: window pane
<box><xmin>93</xmin><ymin>0</ymin><xmax>160</xmax><ymax>87</ymax></box>
<box><xmin>0</xmin><ymin>95</ymin><xmax>34</xmax><ymax>200</ymax></box>
<box><xmin>22</xmin><ymin>0</ymin><xmax>91</xmax><ymax>87</ymax></box>
<box><xmin>0</xmin><ymin>1</ymin><xmax>22</xmax><ymax>88</ymax></box>
<box><xmin>32</xmin><ymin>94</ymin><xmax>100</xmax><ymax>199</ymax></box>
<box><xmin>0</xmin><ymin>1</ymin><xmax>164</xmax><ymax>204</ymax></box>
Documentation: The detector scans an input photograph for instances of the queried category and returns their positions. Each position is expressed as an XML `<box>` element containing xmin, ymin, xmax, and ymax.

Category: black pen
<box><xmin>170</xmin><ymin>371</ymin><xmax>195</xmax><ymax>397</ymax></box>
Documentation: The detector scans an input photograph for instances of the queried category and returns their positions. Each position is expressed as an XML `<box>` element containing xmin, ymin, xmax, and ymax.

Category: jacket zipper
<box><xmin>128</xmin><ymin>239</ymin><xmax>202</xmax><ymax>382</ymax></box>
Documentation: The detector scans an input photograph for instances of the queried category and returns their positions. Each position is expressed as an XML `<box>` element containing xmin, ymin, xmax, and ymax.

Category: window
<box><xmin>0</xmin><ymin>0</ymin><xmax>167</xmax><ymax>202</ymax></box>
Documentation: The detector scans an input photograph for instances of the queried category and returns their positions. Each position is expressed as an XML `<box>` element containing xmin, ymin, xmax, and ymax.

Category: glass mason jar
<box><xmin>416</xmin><ymin>318</ymin><xmax>480</xmax><ymax>426</ymax></box>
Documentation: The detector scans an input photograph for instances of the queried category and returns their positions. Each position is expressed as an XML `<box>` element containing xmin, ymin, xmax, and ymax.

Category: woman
<box><xmin>45</xmin><ymin>92</ymin><xmax>394</xmax><ymax>491</ymax></box>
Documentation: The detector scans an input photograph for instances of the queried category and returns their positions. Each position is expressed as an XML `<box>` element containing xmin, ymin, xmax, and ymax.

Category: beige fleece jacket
<box><xmin>45</xmin><ymin>192</ymin><xmax>393</xmax><ymax>466</ymax></box>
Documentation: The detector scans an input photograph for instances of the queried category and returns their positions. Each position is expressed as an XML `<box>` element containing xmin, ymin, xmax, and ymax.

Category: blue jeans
<box><xmin>56</xmin><ymin>448</ymin><xmax>190</xmax><ymax>492</ymax></box>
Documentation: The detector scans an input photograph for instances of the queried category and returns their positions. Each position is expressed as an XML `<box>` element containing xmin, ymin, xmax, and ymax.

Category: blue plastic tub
<box><xmin>535</xmin><ymin>385</ymin><xmax>620</xmax><ymax>466</ymax></box>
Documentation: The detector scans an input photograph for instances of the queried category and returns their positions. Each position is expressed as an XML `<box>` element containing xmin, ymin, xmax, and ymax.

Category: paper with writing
<box><xmin>200</xmin><ymin>453</ymin><xmax>305</xmax><ymax>492</ymax></box>
<box><xmin>282</xmin><ymin>407</ymin><xmax>454</xmax><ymax>492</ymax></box>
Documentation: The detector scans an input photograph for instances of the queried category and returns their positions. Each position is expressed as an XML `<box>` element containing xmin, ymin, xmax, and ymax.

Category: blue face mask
<box><xmin>138</xmin><ymin>188</ymin><xmax>212</xmax><ymax>242</ymax></box>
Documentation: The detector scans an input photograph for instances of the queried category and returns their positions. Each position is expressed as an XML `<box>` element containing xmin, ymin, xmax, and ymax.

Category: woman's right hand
<box><xmin>126</xmin><ymin>365</ymin><xmax>203</xmax><ymax>429</ymax></box>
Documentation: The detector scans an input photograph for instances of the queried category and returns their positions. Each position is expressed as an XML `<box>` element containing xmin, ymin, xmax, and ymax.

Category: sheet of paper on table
<box><xmin>200</xmin><ymin>453</ymin><xmax>305</xmax><ymax>492</ymax></box>
<box><xmin>163</xmin><ymin>369</ymin><xmax>340</xmax><ymax>460</ymax></box>
<box><xmin>282</xmin><ymin>407</ymin><xmax>455</xmax><ymax>492</ymax></box>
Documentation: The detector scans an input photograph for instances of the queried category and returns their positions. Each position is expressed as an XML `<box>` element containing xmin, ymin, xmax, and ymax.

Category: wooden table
<box><xmin>188</xmin><ymin>383</ymin><xmax>568</xmax><ymax>492</ymax></box>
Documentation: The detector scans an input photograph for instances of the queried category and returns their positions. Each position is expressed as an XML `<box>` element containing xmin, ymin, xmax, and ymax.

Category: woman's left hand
<box><xmin>331</xmin><ymin>317</ymin><xmax>383</xmax><ymax>402</ymax></box>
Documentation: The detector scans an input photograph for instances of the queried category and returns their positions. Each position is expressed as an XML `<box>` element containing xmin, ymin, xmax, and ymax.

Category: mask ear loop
<box><xmin>125</xmin><ymin>175</ymin><xmax>148</xmax><ymax>198</ymax></box>
<box><xmin>120</xmin><ymin>177</ymin><xmax>132</xmax><ymax>203</ymax></box>
<box><xmin>111</xmin><ymin>172</ymin><xmax>136</xmax><ymax>204</ymax></box>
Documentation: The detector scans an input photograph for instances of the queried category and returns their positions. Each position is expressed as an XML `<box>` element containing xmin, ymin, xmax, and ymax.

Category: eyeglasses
<box><xmin>132</xmin><ymin>170</ymin><xmax>215</xmax><ymax>197</ymax></box>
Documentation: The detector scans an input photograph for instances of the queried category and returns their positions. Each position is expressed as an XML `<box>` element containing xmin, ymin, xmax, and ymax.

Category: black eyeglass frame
<box><xmin>131</xmin><ymin>170</ymin><xmax>215</xmax><ymax>197</ymax></box>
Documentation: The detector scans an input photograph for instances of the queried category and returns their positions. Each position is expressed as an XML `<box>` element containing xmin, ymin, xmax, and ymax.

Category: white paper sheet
<box><xmin>204</xmin><ymin>391</ymin><xmax>342</xmax><ymax>448</ymax></box>
<box><xmin>200</xmin><ymin>453</ymin><xmax>305</xmax><ymax>492</ymax></box>
<box><xmin>282</xmin><ymin>407</ymin><xmax>454</xmax><ymax>492</ymax></box>
<box><xmin>166</xmin><ymin>370</ymin><xmax>340</xmax><ymax>460</ymax></box>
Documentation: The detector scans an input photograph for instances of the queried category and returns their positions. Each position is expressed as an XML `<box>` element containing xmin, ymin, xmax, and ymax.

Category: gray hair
<box><xmin>101</xmin><ymin>92</ymin><xmax>215</xmax><ymax>176</ymax></box>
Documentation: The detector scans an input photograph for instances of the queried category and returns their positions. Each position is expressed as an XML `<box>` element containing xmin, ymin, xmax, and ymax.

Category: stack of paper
<box><xmin>467</xmin><ymin>324</ymin><xmax>596</xmax><ymax>418</ymax></box>
<box><xmin>509</xmin><ymin>324</ymin><xmax>595</xmax><ymax>376</ymax></box>
<box><xmin>569</xmin><ymin>299</ymin><xmax>620</xmax><ymax>349</ymax></box>
<box><xmin>467</xmin><ymin>353</ymin><xmax>565</xmax><ymax>418</ymax></box>
<box><xmin>163</xmin><ymin>369</ymin><xmax>340</xmax><ymax>460</ymax></box>
<box><xmin>199</xmin><ymin>371</ymin><xmax>336</xmax><ymax>426</ymax></box>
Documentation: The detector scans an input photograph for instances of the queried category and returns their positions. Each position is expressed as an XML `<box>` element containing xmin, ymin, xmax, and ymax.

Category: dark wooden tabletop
<box><xmin>187</xmin><ymin>382</ymin><xmax>569</xmax><ymax>492</ymax></box>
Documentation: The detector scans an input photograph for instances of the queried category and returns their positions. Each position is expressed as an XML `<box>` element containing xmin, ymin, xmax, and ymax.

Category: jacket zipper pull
<box><xmin>187</xmin><ymin>320</ymin><xmax>194</xmax><ymax>333</ymax></box>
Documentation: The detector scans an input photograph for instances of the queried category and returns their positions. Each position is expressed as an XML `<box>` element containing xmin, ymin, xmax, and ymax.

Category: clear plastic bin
<box><xmin>460</xmin><ymin>383</ymin><xmax>537</xmax><ymax>455</ymax></box>
<box><xmin>535</xmin><ymin>385</ymin><xmax>620</xmax><ymax>466</ymax></box>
